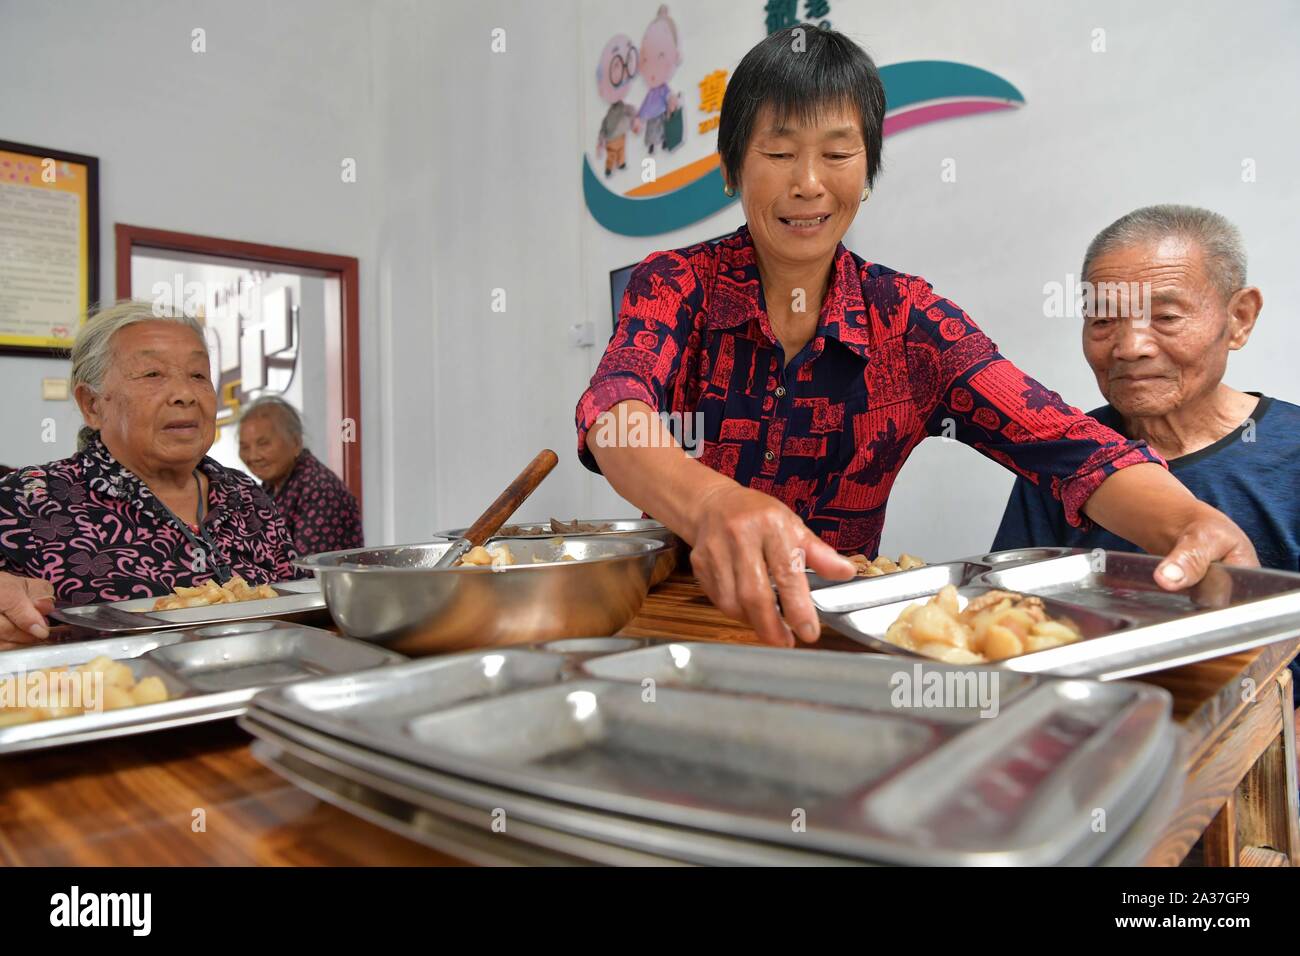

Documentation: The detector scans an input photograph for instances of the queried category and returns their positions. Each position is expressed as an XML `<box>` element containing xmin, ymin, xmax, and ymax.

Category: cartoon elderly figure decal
<box><xmin>595</xmin><ymin>33</ymin><xmax>640</xmax><ymax>177</ymax></box>
<box><xmin>637</xmin><ymin>5</ymin><xmax>683</xmax><ymax>154</ymax></box>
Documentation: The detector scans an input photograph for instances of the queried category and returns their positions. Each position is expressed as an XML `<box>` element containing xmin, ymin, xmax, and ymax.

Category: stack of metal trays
<box><xmin>810</xmin><ymin>548</ymin><xmax>1300</xmax><ymax>680</ymax></box>
<box><xmin>49</xmin><ymin>578</ymin><xmax>330</xmax><ymax>633</ymax></box>
<box><xmin>0</xmin><ymin>622</ymin><xmax>404</xmax><ymax>755</ymax></box>
<box><xmin>241</xmin><ymin>636</ymin><xmax>1184</xmax><ymax>866</ymax></box>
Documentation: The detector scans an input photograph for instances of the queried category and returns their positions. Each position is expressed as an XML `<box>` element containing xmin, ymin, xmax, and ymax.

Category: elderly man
<box><xmin>994</xmin><ymin>205</ymin><xmax>1300</xmax><ymax>569</ymax></box>
<box><xmin>238</xmin><ymin>397</ymin><xmax>363</xmax><ymax>556</ymax></box>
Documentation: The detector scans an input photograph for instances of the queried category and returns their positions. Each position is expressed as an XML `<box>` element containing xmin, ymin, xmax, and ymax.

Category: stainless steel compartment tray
<box><xmin>580</xmin><ymin>641</ymin><xmax>1033</xmax><ymax>721</ymax></box>
<box><xmin>250</xmin><ymin>639</ymin><xmax>674</xmax><ymax>735</ymax></box>
<box><xmin>804</xmin><ymin>548</ymin><xmax>1078</xmax><ymax>595</ymax></box>
<box><xmin>439</xmin><ymin>517</ymin><xmax>669</xmax><ymax>540</ymax></box>
<box><xmin>0</xmin><ymin>631</ymin><xmax>187</xmax><ymax>669</ymax></box>
<box><xmin>401</xmin><ymin>681</ymin><xmax>936</xmax><ymax>819</ymax></box>
<box><xmin>148</xmin><ymin>627</ymin><xmax>401</xmax><ymax>693</ymax></box>
<box><xmin>824</xmin><ymin>587</ymin><xmax>1137</xmax><ymax>661</ymax></box>
<box><xmin>861</xmin><ymin>681</ymin><xmax>1178</xmax><ymax>865</ymax></box>
<box><xmin>816</xmin><ymin>548</ymin><xmax>1300</xmax><ymax>679</ymax></box>
<box><xmin>241</xmin><ymin>709</ymin><xmax>860</xmax><ymax>866</ymax></box>
<box><xmin>253</xmin><ymin>649</ymin><xmax>571</xmax><ymax>732</ymax></box>
<box><xmin>980</xmin><ymin>551</ymin><xmax>1300</xmax><ymax>618</ymax></box>
<box><xmin>244</xmin><ymin>707</ymin><xmax>1179</xmax><ymax>866</ymax></box>
<box><xmin>809</xmin><ymin>561</ymin><xmax>989</xmax><ymax>612</ymax></box>
<box><xmin>249</xmin><ymin>735</ymin><xmax>656</xmax><ymax>866</ymax></box>
<box><xmin>50</xmin><ymin>577</ymin><xmax>327</xmax><ymax>634</ymax></box>
<box><xmin>250</xmin><ymin>644</ymin><xmax>1177</xmax><ymax>864</ymax></box>
<box><xmin>0</xmin><ymin>623</ymin><xmax>402</xmax><ymax>754</ymax></box>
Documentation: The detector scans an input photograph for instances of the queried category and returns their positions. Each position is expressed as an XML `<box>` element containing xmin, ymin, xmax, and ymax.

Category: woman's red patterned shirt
<box><xmin>576</xmin><ymin>225</ymin><xmax>1164</xmax><ymax>556</ymax></box>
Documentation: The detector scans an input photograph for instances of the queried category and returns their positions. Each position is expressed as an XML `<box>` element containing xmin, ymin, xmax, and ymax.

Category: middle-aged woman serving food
<box><xmin>0</xmin><ymin>301</ymin><xmax>300</xmax><ymax>646</ymax></box>
<box><xmin>576</xmin><ymin>25</ymin><xmax>1257</xmax><ymax>647</ymax></box>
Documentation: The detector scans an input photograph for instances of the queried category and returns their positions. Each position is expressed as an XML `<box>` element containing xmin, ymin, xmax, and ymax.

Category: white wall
<box><xmin>369</xmin><ymin>0</ymin><xmax>597</xmax><ymax>541</ymax></box>
<box><xmin>0</xmin><ymin>356</ymin><xmax>84</xmax><ymax>468</ymax></box>
<box><xmin>3</xmin><ymin>0</ymin><xmax>1298</xmax><ymax>560</ymax></box>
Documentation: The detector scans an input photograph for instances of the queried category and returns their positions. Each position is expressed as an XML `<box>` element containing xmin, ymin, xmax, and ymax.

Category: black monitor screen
<box><xmin>607</xmin><ymin>232</ymin><xmax>731</xmax><ymax>341</ymax></box>
<box><xmin>607</xmin><ymin>262</ymin><xmax>636</xmax><ymax>343</ymax></box>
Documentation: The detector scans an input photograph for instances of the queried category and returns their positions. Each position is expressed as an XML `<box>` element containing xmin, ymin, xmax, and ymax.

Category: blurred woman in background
<box><xmin>238</xmin><ymin>396</ymin><xmax>363</xmax><ymax>556</ymax></box>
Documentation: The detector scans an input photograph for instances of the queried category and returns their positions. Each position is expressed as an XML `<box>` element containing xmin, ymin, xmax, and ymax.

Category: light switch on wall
<box><xmin>41</xmin><ymin>378</ymin><xmax>70</xmax><ymax>401</ymax></box>
<box><xmin>568</xmin><ymin>321</ymin><xmax>595</xmax><ymax>348</ymax></box>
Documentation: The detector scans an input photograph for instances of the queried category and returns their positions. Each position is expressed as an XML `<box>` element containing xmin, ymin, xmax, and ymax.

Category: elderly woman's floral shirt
<box><xmin>0</xmin><ymin>435</ymin><xmax>301</xmax><ymax>603</ymax></box>
<box><xmin>267</xmin><ymin>449</ymin><xmax>364</xmax><ymax>556</ymax></box>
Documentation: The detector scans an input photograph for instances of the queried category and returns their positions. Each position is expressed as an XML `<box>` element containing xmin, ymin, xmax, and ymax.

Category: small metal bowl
<box><xmin>294</xmin><ymin>535</ymin><xmax>670</xmax><ymax>656</ymax></box>
<box><xmin>436</xmin><ymin>518</ymin><xmax>680</xmax><ymax>586</ymax></box>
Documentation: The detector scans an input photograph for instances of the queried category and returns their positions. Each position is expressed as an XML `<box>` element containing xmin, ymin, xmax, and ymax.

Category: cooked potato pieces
<box><xmin>847</xmin><ymin>553</ymin><xmax>926</xmax><ymax>577</ymax></box>
<box><xmin>457</xmin><ymin>543</ymin><xmax>517</xmax><ymax>567</ymax></box>
<box><xmin>883</xmin><ymin>585</ymin><xmax>1083</xmax><ymax>663</ymax></box>
<box><xmin>131</xmin><ymin>676</ymin><xmax>169</xmax><ymax>706</ymax></box>
<box><xmin>151</xmin><ymin>574</ymin><xmax>277</xmax><ymax>611</ymax></box>
<box><xmin>0</xmin><ymin>655</ymin><xmax>171</xmax><ymax>727</ymax></box>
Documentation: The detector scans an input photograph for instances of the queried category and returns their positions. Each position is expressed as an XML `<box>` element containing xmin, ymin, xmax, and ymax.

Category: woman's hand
<box><xmin>0</xmin><ymin>572</ymin><xmax>55</xmax><ymax>646</ymax></box>
<box><xmin>688</xmin><ymin>484</ymin><xmax>855</xmax><ymax>646</ymax></box>
<box><xmin>587</xmin><ymin>400</ymin><xmax>853</xmax><ymax>646</ymax></box>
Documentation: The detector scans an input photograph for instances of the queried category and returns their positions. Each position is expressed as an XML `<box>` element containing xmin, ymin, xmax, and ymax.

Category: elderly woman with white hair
<box><xmin>0</xmin><ymin>301</ymin><xmax>300</xmax><ymax>645</ymax></box>
<box><xmin>238</xmin><ymin>396</ymin><xmax>363</xmax><ymax>555</ymax></box>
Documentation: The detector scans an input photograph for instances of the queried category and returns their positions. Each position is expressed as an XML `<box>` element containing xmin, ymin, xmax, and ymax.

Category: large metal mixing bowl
<box><xmin>436</xmin><ymin>518</ymin><xmax>680</xmax><ymax>586</ymax></box>
<box><xmin>295</xmin><ymin>536</ymin><xmax>669</xmax><ymax>656</ymax></box>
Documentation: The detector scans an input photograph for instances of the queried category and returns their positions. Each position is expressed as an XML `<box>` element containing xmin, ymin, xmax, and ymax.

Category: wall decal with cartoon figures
<box><xmin>595</xmin><ymin>33</ymin><xmax>640</xmax><ymax>178</ymax></box>
<box><xmin>581</xmin><ymin>3</ymin><xmax>1025</xmax><ymax>237</ymax></box>
<box><xmin>637</xmin><ymin>5</ymin><xmax>684</xmax><ymax>155</ymax></box>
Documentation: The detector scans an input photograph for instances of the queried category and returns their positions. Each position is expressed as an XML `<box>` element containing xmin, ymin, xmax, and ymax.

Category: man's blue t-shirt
<box><xmin>992</xmin><ymin>394</ymin><xmax>1300</xmax><ymax>571</ymax></box>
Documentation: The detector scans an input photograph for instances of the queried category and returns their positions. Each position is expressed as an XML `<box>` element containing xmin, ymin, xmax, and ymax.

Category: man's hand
<box><xmin>1084</xmin><ymin>464</ymin><xmax>1259</xmax><ymax>590</ymax></box>
<box><xmin>1155</xmin><ymin>502</ymin><xmax>1258</xmax><ymax>590</ymax></box>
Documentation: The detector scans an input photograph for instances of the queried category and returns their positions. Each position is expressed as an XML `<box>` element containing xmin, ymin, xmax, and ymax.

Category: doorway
<box><xmin>114</xmin><ymin>224</ymin><xmax>361</xmax><ymax>501</ymax></box>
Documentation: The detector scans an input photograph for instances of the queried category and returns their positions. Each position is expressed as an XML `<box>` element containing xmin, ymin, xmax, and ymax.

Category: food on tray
<box><xmin>0</xmin><ymin>655</ymin><xmax>170</xmax><ymax>727</ymax></box>
<box><xmin>458</xmin><ymin>543</ymin><xmax>517</xmax><ymax>567</ymax></box>
<box><xmin>497</xmin><ymin>518</ymin><xmax>616</xmax><ymax>535</ymax></box>
<box><xmin>150</xmin><ymin>575</ymin><xmax>278</xmax><ymax>611</ymax></box>
<box><xmin>847</xmin><ymin>553</ymin><xmax>926</xmax><ymax>577</ymax></box>
<box><xmin>882</xmin><ymin>585</ymin><xmax>1083</xmax><ymax>664</ymax></box>
<box><xmin>457</xmin><ymin>542</ymin><xmax>577</xmax><ymax>567</ymax></box>
<box><xmin>548</xmin><ymin>518</ymin><xmax>613</xmax><ymax>533</ymax></box>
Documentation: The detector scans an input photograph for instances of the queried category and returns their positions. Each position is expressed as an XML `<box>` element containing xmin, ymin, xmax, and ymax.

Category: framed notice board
<box><xmin>0</xmin><ymin>140</ymin><xmax>100</xmax><ymax>356</ymax></box>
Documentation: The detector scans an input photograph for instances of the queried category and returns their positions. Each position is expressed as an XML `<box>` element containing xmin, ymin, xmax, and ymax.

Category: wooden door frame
<box><xmin>114</xmin><ymin>223</ymin><xmax>362</xmax><ymax>502</ymax></box>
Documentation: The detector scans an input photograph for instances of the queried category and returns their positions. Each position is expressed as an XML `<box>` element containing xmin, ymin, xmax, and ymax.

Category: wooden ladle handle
<box><xmin>461</xmin><ymin>449</ymin><xmax>560</xmax><ymax>548</ymax></box>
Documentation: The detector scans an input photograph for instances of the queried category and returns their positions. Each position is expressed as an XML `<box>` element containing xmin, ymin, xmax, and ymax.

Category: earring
<box><xmin>861</xmin><ymin>185</ymin><xmax>870</xmax><ymax>203</ymax></box>
<box><xmin>723</xmin><ymin>183</ymin><xmax>736</xmax><ymax>197</ymax></box>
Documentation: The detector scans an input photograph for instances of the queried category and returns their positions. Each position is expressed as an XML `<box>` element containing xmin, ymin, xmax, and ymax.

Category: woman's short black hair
<box><xmin>718</xmin><ymin>24</ymin><xmax>886</xmax><ymax>190</ymax></box>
